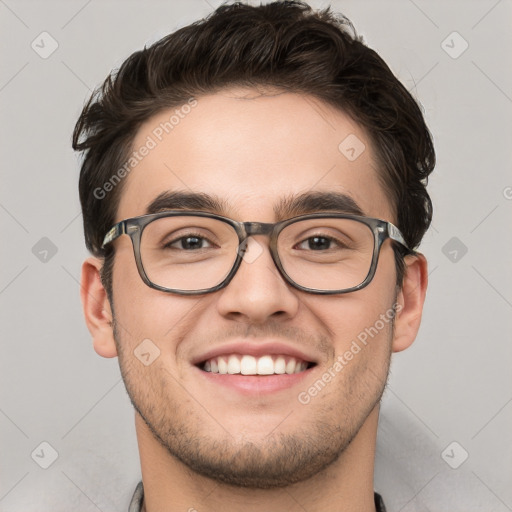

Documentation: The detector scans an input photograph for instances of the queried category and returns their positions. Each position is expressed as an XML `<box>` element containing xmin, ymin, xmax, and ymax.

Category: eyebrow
<box><xmin>145</xmin><ymin>190</ymin><xmax>364</xmax><ymax>219</ymax></box>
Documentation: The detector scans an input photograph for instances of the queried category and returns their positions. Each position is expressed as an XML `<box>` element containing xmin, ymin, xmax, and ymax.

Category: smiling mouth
<box><xmin>197</xmin><ymin>354</ymin><xmax>316</xmax><ymax>375</ymax></box>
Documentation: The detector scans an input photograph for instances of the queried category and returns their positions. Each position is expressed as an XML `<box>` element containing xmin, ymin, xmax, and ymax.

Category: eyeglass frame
<box><xmin>101</xmin><ymin>210</ymin><xmax>411</xmax><ymax>296</ymax></box>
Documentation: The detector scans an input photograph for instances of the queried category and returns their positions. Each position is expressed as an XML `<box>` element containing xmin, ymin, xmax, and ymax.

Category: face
<box><xmin>106</xmin><ymin>88</ymin><xmax>401</xmax><ymax>488</ymax></box>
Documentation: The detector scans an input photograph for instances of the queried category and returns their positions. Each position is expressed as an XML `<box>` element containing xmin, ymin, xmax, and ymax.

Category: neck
<box><xmin>135</xmin><ymin>406</ymin><xmax>379</xmax><ymax>512</ymax></box>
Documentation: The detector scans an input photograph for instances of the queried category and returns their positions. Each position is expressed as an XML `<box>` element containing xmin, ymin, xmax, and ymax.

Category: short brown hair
<box><xmin>73</xmin><ymin>0</ymin><xmax>434</xmax><ymax>295</ymax></box>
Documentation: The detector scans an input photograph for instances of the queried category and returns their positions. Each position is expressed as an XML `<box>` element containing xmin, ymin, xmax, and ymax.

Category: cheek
<box><xmin>111</xmin><ymin>246</ymin><xmax>206</xmax><ymax>352</ymax></box>
<box><xmin>314</xmin><ymin>295</ymin><xmax>393</xmax><ymax>354</ymax></box>
<box><xmin>307</xmin><ymin>248</ymin><xmax>398</xmax><ymax>358</ymax></box>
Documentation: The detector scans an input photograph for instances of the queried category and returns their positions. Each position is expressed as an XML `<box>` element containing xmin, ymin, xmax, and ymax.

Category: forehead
<box><xmin>117</xmin><ymin>88</ymin><xmax>393</xmax><ymax>222</ymax></box>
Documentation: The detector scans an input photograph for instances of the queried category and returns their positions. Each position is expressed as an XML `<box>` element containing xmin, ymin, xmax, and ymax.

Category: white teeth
<box><xmin>274</xmin><ymin>356</ymin><xmax>286</xmax><ymax>374</ymax></box>
<box><xmin>202</xmin><ymin>354</ymin><xmax>310</xmax><ymax>375</ymax></box>
<box><xmin>257</xmin><ymin>355</ymin><xmax>274</xmax><ymax>375</ymax></box>
<box><xmin>240</xmin><ymin>355</ymin><xmax>257</xmax><ymax>375</ymax></box>
<box><xmin>217</xmin><ymin>356</ymin><xmax>228</xmax><ymax>374</ymax></box>
<box><xmin>285</xmin><ymin>358</ymin><xmax>296</xmax><ymax>374</ymax></box>
<box><xmin>227</xmin><ymin>355</ymin><xmax>240</xmax><ymax>374</ymax></box>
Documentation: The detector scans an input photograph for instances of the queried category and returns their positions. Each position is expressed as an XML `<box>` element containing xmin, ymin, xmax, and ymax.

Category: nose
<box><xmin>215</xmin><ymin>236</ymin><xmax>300</xmax><ymax>324</ymax></box>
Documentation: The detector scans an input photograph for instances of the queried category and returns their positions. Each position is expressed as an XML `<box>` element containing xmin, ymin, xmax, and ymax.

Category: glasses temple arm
<box><xmin>387</xmin><ymin>222</ymin><xmax>410</xmax><ymax>251</ymax></box>
<box><xmin>102</xmin><ymin>222</ymin><xmax>126</xmax><ymax>248</ymax></box>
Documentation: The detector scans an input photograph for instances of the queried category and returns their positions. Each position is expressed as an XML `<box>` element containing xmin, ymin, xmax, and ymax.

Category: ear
<box><xmin>392</xmin><ymin>253</ymin><xmax>428</xmax><ymax>353</ymax></box>
<box><xmin>81</xmin><ymin>257</ymin><xmax>118</xmax><ymax>358</ymax></box>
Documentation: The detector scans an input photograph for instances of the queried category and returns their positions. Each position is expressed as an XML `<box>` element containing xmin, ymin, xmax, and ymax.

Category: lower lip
<box><xmin>195</xmin><ymin>366</ymin><xmax>316</xmax><ymax>395</ymax></box>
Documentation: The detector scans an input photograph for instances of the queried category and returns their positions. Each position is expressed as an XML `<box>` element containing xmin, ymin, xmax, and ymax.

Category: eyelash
<box><xmin>162</xmin><ymin>233</ymin><xmax>347</xmax><ymax>252</ymax></box>
<box><xmin>163</xmin><ymin>232</ymin><xmax>215</xmax><ymax>249</ymax></box>
<box><xmin>295</xmin><ymin>234</ymin><xmax>344</xmax><ymax>250</ymax></box>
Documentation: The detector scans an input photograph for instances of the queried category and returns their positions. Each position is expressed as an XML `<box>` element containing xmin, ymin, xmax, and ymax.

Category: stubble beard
<box><xmin>112</xmin><ymin>314</ymin><xmax>393</xmax><ymax>489</ymax></box>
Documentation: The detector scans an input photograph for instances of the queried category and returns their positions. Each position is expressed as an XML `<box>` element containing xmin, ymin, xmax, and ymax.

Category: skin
<box><xmin>81</xmin><ymin>88</ymin><xmax>428</xmax><ymax>512</ymax></box>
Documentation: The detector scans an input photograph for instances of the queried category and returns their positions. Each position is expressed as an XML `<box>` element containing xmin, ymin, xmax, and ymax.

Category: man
<box><xmin>73</xmin><ymin>1</ymin><xmax>433</xmax><ymax>510</ymax></box>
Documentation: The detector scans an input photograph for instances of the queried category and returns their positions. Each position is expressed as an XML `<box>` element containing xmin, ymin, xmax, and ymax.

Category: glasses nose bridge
<box><xmin>243</xmin><ymin>221</ymin><xmax>275</xmax><ymax>238</ymax></box>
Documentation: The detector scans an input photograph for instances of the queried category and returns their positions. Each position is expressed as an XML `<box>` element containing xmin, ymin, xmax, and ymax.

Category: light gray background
<box><xmin>1</xmin><ymin>0</ymin><xmax>511</xmax><ymax>510</ymax></box>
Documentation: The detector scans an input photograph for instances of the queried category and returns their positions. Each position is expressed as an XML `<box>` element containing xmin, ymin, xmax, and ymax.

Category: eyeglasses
<box><xmin>101</xmin><ymin>211</ymin><xmax>410</xmax><ymax>295</ymax></box>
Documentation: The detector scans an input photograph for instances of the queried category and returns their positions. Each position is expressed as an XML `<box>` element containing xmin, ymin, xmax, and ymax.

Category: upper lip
<box><xmin>191</xmin><ymin>340</ymin><xmax>319</xmax><ymax>366</ymax></box>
